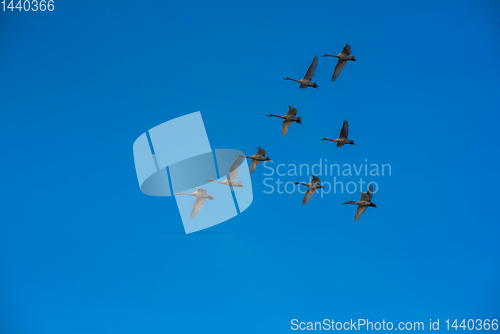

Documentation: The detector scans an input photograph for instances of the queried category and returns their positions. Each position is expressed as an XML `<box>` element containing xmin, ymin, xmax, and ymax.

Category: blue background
<box><xmin>1</xmin><ymin>0</ymin><xmax>499</xmax><ymax>332</ymax></box>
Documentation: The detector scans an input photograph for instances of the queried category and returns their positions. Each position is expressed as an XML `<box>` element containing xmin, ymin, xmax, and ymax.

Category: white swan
<box><xmin>237</xmin><ymin>147</ymin><xmax>271</xmax><ymax>173</ymax></box>
<box><xmin>207</xmin><ymin>157</ymin><xmax>244</xmax><ymax>188</ymax></box>
<box><xmin>343</xmin><ymin>184</ymin><xmax>377</xmax><ymax>221</ymax></box>
<box><xmin>293</xmin><ymin>175</ymin><xmax>324</xmax><ymax>205</ymax></box>
<box><xmin>321</xmin><ymin>120</ymin><xmax>355</xmax><ymax>147</ymax></box>
<box><xmin>284</xmin><ymin>55</ymin><xmax>319</xmax><ymax>89</ymax></box>
<box><xmin>267</xmin><ymin>105</ymin><xmax>302</xmax><ymax>137</ymax></box>
<box><xmin>175</xmin><ymin>187</ymin><xmax>214</xmax><ymax>219</ymax></box>
<box><xmin>322</xmin><ymin>44</ymin><xmax>356</xmax><ymax>82</ymax></box>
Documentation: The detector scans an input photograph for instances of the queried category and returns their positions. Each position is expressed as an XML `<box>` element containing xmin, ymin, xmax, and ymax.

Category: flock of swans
<box><xmin>176</xmin><ymin>44</ymin><xmax>376</xmax><ymax>222</ymax></box>
<box><xmin>283</xmin><ymin>43</ymin><xmax>356</xmax><ymax>89</ymax></box>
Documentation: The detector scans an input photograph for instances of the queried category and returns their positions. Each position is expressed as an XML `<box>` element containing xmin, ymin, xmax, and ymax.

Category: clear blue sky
<box><xmin>1</xmin><ymin>0</ymin><xmax>499</xmax><ymax>333</ymax></box>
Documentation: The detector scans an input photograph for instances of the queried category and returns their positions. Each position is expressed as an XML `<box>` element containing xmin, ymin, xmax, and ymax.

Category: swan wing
<box><xmin>359</xmin><ymin>191</ymin><xmax>370</xmax><ymax>202</ymax></box>
<box><xmin>303</xmin><ymin>55</ymin><xmax>318</xmax><ymax>81</ymax></box>
<box><xmin>227</xmin><ymin>157</ymin><xmax>243</xmax><ymax>184</ymax></box>
<box><xmin>341</xmin><ymin>43</ymin><xmax>352</xmax><ymax>56</ymax></box>
<box><xmin>302</xmin><ymin>187</ymin><xmax>317</xmax><ymax>205</ymax></box>
<box><xmin>282</xmin><ymin>120</ymin><xmax>293</xmax><ymax>137</ymax></box>
<box><xmin>285</xmin><ymin>105</ymin><xmax>297</xmax><ymax>117</ymax></box>
<box><xmin>249</xmin><ymin>159</ymin><xmax>262</xmax><ymax>173</ymax></box>
<box><xmin>336</xmin><ymin>142</ymin><xmax>345</xmax><ymax>147</ymax></box>
<box><xmin>339</xmin><ymin>120</ymin><xmax>348</xmax><ymax>138</ymax></box>
<box><xmin>332</xmin><ymin>59</ymin><xmax>347</xmax><ymax>82</ymax></box>
<box><xmin>189</xmin><ymin>197</ymin><xmax>207</xmax><ymax>219</ymax></box>
<box><xmin>355</xmin><ymin>205</ymin><xmax>367</xmax><ymax>221</ymax></box>
<box><xmin>367</xmin><ymin>184</ymin><xmax>374</xmax><ymax>201</ymax></box>
<box><xmin>257</xmin><ymin>146</ymin><xmax>266</xmax><ymax>157</ymax></box>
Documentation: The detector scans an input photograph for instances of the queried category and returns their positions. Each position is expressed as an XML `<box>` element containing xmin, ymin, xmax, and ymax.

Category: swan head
<box><xmin>320</xmin><ymin>138</ymin><xmax>327</xmax><ymax>141</ymax></box>
<box><xmin>296</xmin><ymin>117</ymin><xmax>302</xmax><ymax>124</ymax></box>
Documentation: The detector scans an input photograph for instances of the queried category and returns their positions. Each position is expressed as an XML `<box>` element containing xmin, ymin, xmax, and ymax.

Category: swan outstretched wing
<box><xmin>359</xmin><ymin>184</ymin><xmax>374</xmax><ymax>202</ymax></box>
<box><xmin>249</xmin><ymin>159</ymin><xmax>261</xmax><ymax>173</ymax></box>
<box><xmin>339</xmin><ymin>120</ymin><xmax>349</xmax><ymax>139</ymax></box>
<box><xmin>332</xmin><ymin>60</ymin><xmax>347</xmax><ymax>82</ymax></box>
<box><xmin>227</xmin><ymin>157</ymin><xmax>243</xmax><ymax>184</ymax></box>
<box><xmin>302</xmin><ymin>188</ymin><xmax>317</xmax><ymax>205</ymax></box>
<box><xmin>285</xmin><ymin>105</ymin><xmax>297</xmax><ymax>117</ymax></box>
<box><xmin>367</xmin><ymin>184</ymin><xmax>374</xmax><ymax>201</ymax></box>
<box><xmin>303</xmin><ymin>55</ymin><xmax>318</xmax><ymax>81</ymax></box>
<box><xmin>341</xmin><ymin>43</ymin><xmax>351</xmax><ymax>56</ymax></box>
<box><xmin>282</xmin><ymin>120</ymin><xmax>293</xmax><ymax>137</ymax></box>
<box><xmin>189</xmin><ymin>197</ymin><xmax>207</xmax><ymax>219</ymax></box>
<box><xmin>354</xmin><ymin>205</ymin><xmax>367</xmax><ymax>221</ymax></box>
<box><xmin>257</xmin><ymin>146</ymin><xmax>266</xmax><ymax>157</ymax></box>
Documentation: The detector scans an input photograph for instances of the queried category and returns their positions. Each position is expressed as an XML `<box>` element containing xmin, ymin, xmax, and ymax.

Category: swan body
<box><xmin>322</xmin><ymin>44</ymin><xmax>356</xmax><ymax>82</ymax></box>
<box><xmin>268</xmin><ymin>105</ymin><xmax>302</xmax><ymax>137</ymax></box>
<box><xmin>343</xmin><ymin>184</ymin><xmax>377</xmax><ymax>221</ymax></box>
<box><xmin>293</xmin><ymin>175</ymin><xmax>324</xmax><ymax>205</ymax></box>
<box><xmin>284</xmin><ymin>55</ymin><xmax>318</xmax><ymax>89</ymax></box>
<box><xmin>175</xmin><ymin>187</ymin><xmax>214</xmax><ymax>219</ymax></box>
<box><xmin>237</xmin><ymin>147</ymin><xmax>271</xmax><ymax>173</ymax></box>
<box><xmin>208</xmin><ymin>157</ymin><xmax>244</xmax><ymax>188</ymax></box>
<box><xmin>321</xmin><ymin>120</ymin><xmax>355</xmax><ymax>147</ymax></box>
